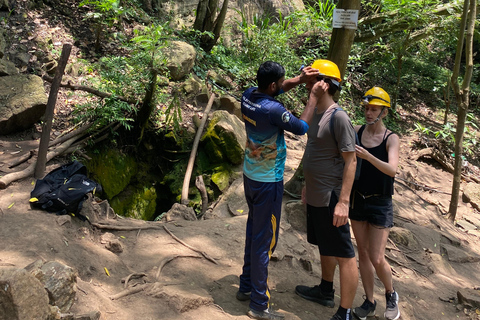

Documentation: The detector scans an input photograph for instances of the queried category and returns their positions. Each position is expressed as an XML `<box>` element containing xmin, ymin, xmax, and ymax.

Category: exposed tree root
<box><xmin>155</xmin><ymin>254</ymin><xmax>201</xmax><ymax>280</ymax></box>
<box><xmin>90</xmin><ymin>221</ymin><xmax>164</xmax><ymax>231</ymax></box>
<box><xmin>163</xmin><ymin>225</ymin><xmax>218</xmax><ymax>265</ymax></box>
<box><xmin>109</xmin><ymin>285</ymin><xmax>145</xmax><ymax>300</ymax></box>
<box><xmin>122</xmin><ymin>273</ymin><xmax>147</xmax><ymax>289</ymax></box>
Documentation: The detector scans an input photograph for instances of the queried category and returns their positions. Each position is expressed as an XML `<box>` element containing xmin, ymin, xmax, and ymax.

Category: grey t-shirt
<box><xmin>303</xmin><ymin>104</ymin><xmax>356</xmax><ymax>207</ymax></box>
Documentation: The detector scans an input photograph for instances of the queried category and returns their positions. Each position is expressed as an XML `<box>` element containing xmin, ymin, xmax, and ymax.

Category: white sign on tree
<box><xmin>332</xmin><ymin>9</ymin><xmax>359</xmax><ymax>30</ymax></box>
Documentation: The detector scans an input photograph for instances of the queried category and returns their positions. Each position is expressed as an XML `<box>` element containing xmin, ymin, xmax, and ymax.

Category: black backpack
<box><xmin>30</xmin><ymin>161</ymin><xmax>102</xmax><ymax>220</ymax></box>
<box><xmin>330</xmin><ymin>107</ymin><xmax>362</xmax><ymax>180</ymax></box>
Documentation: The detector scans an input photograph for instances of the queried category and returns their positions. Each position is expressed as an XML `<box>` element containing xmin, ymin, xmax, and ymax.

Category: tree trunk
<box><xmin>448</xmin><ymin>0</ymin><xmax>476</xmax><ymax>221</ymax></box>
<box><xmin>194</xmin><ymin>0</ymin><xmax>225</xmax><ymax>52</ymax></box>
<box><xmin>327</xmin><ymin>0</ymin><xmax>361</xmax><ymax>81</ymax></box>
<box><xmin>202</xmin><ymin>0</ymin><xmax>229</xmax><ymax>52</ymax></box>
<box><xmin>135</xmin><ymin>64</ymin><xmax>158</xmax><ymax>142</ymax></box>
<box><xmin>35</xmin><ymin>44</ymin><xmax>71</xmax><ymax>179</ymax></box>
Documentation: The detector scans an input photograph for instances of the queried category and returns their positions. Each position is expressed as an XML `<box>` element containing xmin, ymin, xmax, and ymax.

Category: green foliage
<box><xmin>414</xmin><ymin>119</ymin><xmax>478</xmax><ymax>156</ymax></box>
<box><xmin>74</xmin><ymin>97</ymin><xmax>135</xmax><ymax>129</ymax></box>
<box><xmin>79</xmin><ymin>0</ymin><xmax>124</xmax><ymax>25</ymax></box>
<box><xmin>305</xmin><ymin>0</ymin><xmax>336</xmax><ymax>21</ymax></box>
<box><xmin>164</xmin><ymin>93</ymin><xmax>183</xmax><ymax>132</ymax></box>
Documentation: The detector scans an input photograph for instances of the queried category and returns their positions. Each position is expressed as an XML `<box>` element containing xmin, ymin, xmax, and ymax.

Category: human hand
<box><xmin>299</xmin><ymin>66</ymin><xmax>320</xmax><ymax>83</ymax></box>
<box><xmin>333</xmin><ymin>201</ymin><xmax>349</xmax><ymax>227</ymax></box>
<box><xmin>310</xmin><ymin>80</ymin><xmax>329</xmax><ymax>99</ymax></box>
<box><xmin>355</xmin><ymin>145</ymin><xmax>371</xmax><ymax>161</ymax></box>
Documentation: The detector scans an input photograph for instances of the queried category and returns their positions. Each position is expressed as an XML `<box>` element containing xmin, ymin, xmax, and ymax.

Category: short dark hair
<box><xmin>256</xmin><ymin>61</ymin><xmax>285</xmax><ymax>90</ymax></box>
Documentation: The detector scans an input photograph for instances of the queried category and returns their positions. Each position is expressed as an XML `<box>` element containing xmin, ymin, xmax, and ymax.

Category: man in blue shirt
<box><xmin>237</xmin><ymin>61</ymin><xmax>319</xmax><ymax>320</ymax></box>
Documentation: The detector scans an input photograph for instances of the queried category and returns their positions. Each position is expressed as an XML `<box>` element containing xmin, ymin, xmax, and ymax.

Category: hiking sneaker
<box><xmin>353</xmin><ymin>298</ymin><xmax>376</xmax><ymax>320</ymax></box>
<box><xmin>330</xmin><ymin>312</ymin><xmax>353</xmax><ymax>320</ymax></box>
<box><xmin>236</xmin><ymin>291</ymin><xmax>251</xmax><ymax>301</ymax></box>
<box><xmin>247</xmin><ymin>307</ymin><xmax>285</xmax><ymax>320</ymax></box>
<box><xmin>384</xmin><ymin>291</ymin><xmax>400</xmax><ymax>320</ymax></box>
<box><xmin>330</xmin><ymin>313</ymin><xmax>343</xmax><ymax>320</ymax></box>
<box><xmin>295</xmin><ymin>284</ymin><xmax>335</xmax><ymax>308</ymax></box>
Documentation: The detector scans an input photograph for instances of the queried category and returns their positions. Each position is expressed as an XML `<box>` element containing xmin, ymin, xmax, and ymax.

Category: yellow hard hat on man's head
<box><xmin>362</xmin><ymin>87</ymin><xmax>391</xmax><ymax>108</ymax></box>
<box><xmin>311</xmin><ymin>59</ymin><xmax>342</xmax><ymax>82</ymax></box>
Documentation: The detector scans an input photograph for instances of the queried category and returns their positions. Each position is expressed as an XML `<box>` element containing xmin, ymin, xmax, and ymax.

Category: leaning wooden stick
<box><xmin>163</xmin><ymin>225</ymin><xmax>218</xmax><ymax>265</ymax></box>
<box><xmin>181</xmin><ymin>92</ymin><xmax>216</xmax><ymax>205</ymax></box>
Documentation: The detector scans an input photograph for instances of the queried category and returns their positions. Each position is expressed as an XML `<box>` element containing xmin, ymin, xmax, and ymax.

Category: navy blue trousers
<box><xmin>239</xmin><ymin>175</ymin><xmax>283</xmax><ymax>311</ymax></box>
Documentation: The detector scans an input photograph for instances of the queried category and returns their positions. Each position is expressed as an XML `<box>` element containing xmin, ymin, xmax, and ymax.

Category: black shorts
<box><xmin>306</xmin><ymin>192</ymin><xmax>355</xmax><ymax>258</ymax></box>
<box><xmin>349</xmin><ymin>191</ymin><xmax>393</xmax><ymax>228</ymax></box>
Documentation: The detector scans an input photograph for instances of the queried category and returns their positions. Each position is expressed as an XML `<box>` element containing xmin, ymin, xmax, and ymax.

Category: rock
<box><xmin>207</xmin><ymin>70</ymin><xmax>232</xmax><ymax>89</ymax></box>
<box><xmin>285</xmin><ymin>200</ymin><xmax>306</xmax><ymax>233</ymax></box>
<box><xmin>201</xmin><ymin>110</ymin><xmax>246</xmax><ymax>165</ymax></box>
<box><xmin>110</xmin><ymin>184</ymin><xmax>157</xmax><ymax>220</ymax></box>
<box><xmin>146</xmin><ymin>283</ymin><xmax>214</xmax><ymax>313</ymax></box>
<box><xmin>441</xmin><ymin>243</ymin><xmax>480</xmax><ymax>263</ymax></box>
<box><xmin>464</xmin><ymin>215</ymin><xmax>480</xmax><ymax>229</ymax></box>
<box><xmin>182</xmin><ymin>75</ymin><xmax>204</xmax><ymax>97</ymax></box>
<box><xmin>218</xmin><ymin>95</ymin><xmax>242</xmax><ymax>120</ymax></box>
<box><xmin>211</xmin><ymin>169</ymin><xmax>230</xmax><ymax>192</ymax></box>
<box><xmin>0</xmin><ymin>59</ymin><xmax>17</xmax><ymax>76</ymax></box>
<box><xmin>25</xmin><ymin>260</ymin><xmax>78</xmax><ymax>313</ymax></box>
<box><xmin>0</xmin><ymin>267</ymin><xmax>51</xmax><ymax>320</ymax></box>
<box><xmin>428</xmin><ymin>253</ymin><xmax>457</xmax><ymax>276</ymax></box>
<box><xmin>389</xmin><ymin>226</ymin><xmax>419</xmax><ymax>249</ymax></box>
<box><xmin>455</xmin><ymin>219</ymin><xmax>477</xmax><ymax>231</ymax></box>
<box><xmin>86</xmin><ymin>148</ymin><xmax>138</xmax><ymax>199</ymax></box>
<box><xmin>207</xmin><ymin>177</ymin><xmax>246</xmax><ymax>219</ymax></box>
<box><xmin>0</xmin><ymin>74</ymin><xmax>47</xmax><ymax>134</ymax></box>
<box><xmin>105</xmin><ymin>239</ymin><xmax>124</xmax><ymax>254</ymax></box>
<box><xmin>56</xmin><ymin>215</ymin><xmax>72</xmax><ymax>227</ymax></box>
<box><xmin>0</xmin><ymin>29</ymin><xmax>6</xmax><ymax>59</ymax></box>
<box><xmin>163</xmin><ymin>202</ymin><xmax>196</xmax><ymax>222</ymax></box>
<box><xmin>458</xmin><ymin>289</ymin><xmax>480</xmax><ymax>309</ymax></box>
<box><xmin>462</xmin><ymin>183</ymin><xmax>480</xmax><ymax>211</ymax></box>
<box><xmin>162</xmin><ymin>40</ymin><xmax>196</xmax><ymax>81</ymax></box>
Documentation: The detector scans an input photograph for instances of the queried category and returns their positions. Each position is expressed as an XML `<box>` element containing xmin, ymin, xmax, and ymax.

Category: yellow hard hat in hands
<box><xmin>311</xmin><ymin>59</ymin><xmax>342</xmax><ymax>82</ymax></box>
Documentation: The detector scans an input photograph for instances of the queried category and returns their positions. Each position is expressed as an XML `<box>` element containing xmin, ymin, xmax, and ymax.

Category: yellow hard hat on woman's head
<box><xmin>311</xmin><ymin>59</ymin><xmax>342</xmax><ymax>82</ymax></box>
<box><xmin>362</xmin><ymin>87</ymin><xmax>391</xmax><ymax>108</ymax></box>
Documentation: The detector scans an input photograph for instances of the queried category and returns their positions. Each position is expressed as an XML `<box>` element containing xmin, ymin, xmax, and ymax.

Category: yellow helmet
<box><xmin>362</xmin><ymin>87</ymin><xmax>391</xmax><ymax>108</ymax></box>
<box><xmin>311</xmin><ymin>59</ymin><xmax>342</xmax><ymax>82</ymax></box>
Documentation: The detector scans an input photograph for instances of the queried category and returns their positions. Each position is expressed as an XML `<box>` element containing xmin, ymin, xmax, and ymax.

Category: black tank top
<box><xmin>353</xmin><ymin>125</ymin><xmax>395</xmax><ymax>196</ymax></box>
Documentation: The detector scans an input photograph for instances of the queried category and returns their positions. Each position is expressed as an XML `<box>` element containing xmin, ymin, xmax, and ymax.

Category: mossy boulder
<box><xmin>110</xmin><ymin>184</ymin><xmax>157</xmax><ymax>221</ymax></box>
<box><xmin>201</xmin><ymin>110</ymin><xmax>246</xmax><ymax>165</ymax></box>
<box><xmin>211</xmin><ymin>165</ymin><xmax>233</xmax><ymax>192</ymax></box>
<box><xmin>86</xmin><ymin>148</ymin><xmax>138</xmax><ymax>199</ymax></box>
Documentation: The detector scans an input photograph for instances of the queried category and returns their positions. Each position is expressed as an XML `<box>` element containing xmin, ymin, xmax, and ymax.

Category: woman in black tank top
<box><xmin>349</xmin><ymin>87</ymin><xmax>401</xmax><ymax>320</ymax></box>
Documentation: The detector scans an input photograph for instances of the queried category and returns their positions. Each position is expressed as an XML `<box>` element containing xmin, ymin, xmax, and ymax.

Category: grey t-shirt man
<box><xmin>303</xmin><ymin>104</ymin><xmax>356</xmax><ymax>207</ymax></box>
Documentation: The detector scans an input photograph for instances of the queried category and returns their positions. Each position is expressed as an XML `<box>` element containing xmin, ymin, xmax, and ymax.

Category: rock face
<box><xmin>0</xmin><ymin>74</ymin><xmax>47</xmax><ymax>135</ymax></box>
<box><xmin>0</xmin><ymin>267</ymin><xmax>51</xmax><ymax>320</ymax></box>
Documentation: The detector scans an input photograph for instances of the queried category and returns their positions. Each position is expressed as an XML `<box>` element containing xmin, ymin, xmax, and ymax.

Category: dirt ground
<box><xmin>1</xmin><ymin>131</ymin><xmax>480</xmax><ymax>320</ymax></box>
